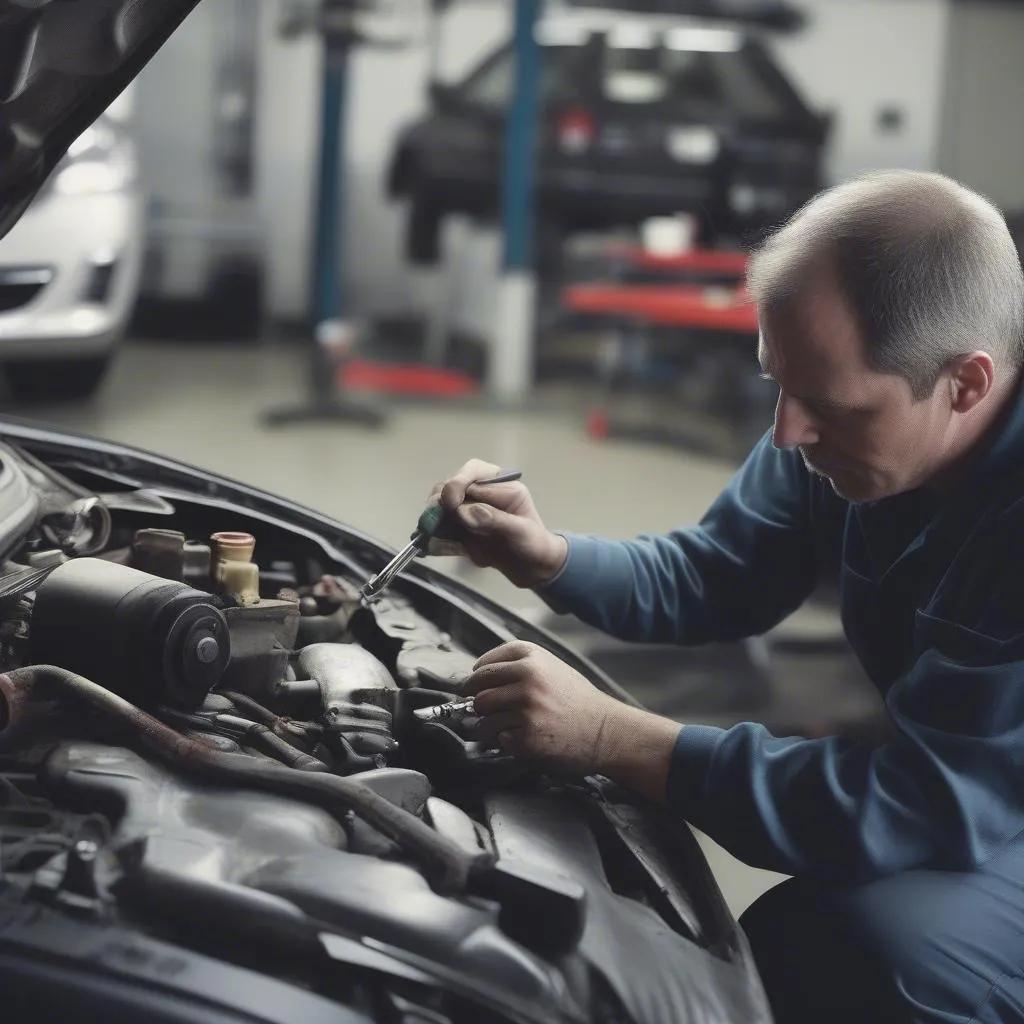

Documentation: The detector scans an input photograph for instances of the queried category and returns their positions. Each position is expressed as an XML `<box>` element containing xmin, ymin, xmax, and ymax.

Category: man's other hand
<box><xmin>460</xmin><ymin>641</ymin><xmax>683</xmax><ymax>801</ymax></box>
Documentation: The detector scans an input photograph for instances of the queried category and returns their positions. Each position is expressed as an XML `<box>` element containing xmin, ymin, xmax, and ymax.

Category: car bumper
<box><xmin>418</xmin><ymin>164</ymin><xmax>815</xmax><ymax>232</ymax></box>
<box><xmin>545</xmin><ymin>167</ymin><xmax>718</xmax><ymax>217</ymax></box>
<box><xmin>424</xmin><ymin>164</ymin><xmax>716</xmax><ymax>210</ymax></box>
<box><xmin>0</xmin><ymin>190</ymin><xmax>145</xmax><ymax>358</ymax></box>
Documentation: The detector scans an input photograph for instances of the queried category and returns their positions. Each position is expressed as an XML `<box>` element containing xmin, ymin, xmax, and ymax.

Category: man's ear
<box><xmin>949</xmin><ymin>351</ymin><xmax>996</xmax><ymax>412</ymax></box>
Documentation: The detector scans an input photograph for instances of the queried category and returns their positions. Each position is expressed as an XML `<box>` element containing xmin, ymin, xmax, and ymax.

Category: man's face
<box><xmin>758</xmin><ymin>272</ymin><xmax>956</xmax><ymax>503</ymax></box>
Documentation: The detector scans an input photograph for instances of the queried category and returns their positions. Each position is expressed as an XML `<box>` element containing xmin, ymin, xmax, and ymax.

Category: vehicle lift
<box><xmin>337</xmin><ymin>0</ymin><xmax>544</xmax><ymax>408</ymax></box>
<box><xmin>262</xmin><ymin>0</ymin><xmax>398</xmax><ymax>429</ymax></box>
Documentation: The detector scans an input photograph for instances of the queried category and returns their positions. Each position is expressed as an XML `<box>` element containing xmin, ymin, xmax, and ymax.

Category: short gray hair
<box><xmin>746</xmin><ymin>169</ymin><xmax>1024</xmax><ymax>400</ymax></box>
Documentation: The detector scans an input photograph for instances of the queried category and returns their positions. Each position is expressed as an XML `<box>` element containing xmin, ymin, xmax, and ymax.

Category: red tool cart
<box><xmin>560</xmin><ymin>246</ymin><xmax>768</xmax><ymax>453</ymax></box>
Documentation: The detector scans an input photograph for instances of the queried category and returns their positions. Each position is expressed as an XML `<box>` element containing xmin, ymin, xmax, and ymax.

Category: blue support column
<box><xmin>490</xmin><ymin>0</ymin><xmax>542</xmax><ymax>401</ymax></box>
<box><xmin>500</xmin><ymin>0</ymin><xmax>541</xmax><ymax>272</ymax></box>
<box><xmin>260</xmin><ymin>5</ymin><xmax>384</xmax><ymax>428</ymax></box>
<box><xmin>312</xmin><ymin>45</ymin><xmax>350</xmax><ymax>324</ymax></box>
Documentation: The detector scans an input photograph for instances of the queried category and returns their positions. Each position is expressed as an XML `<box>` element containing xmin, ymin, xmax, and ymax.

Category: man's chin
<box><xmin>802</xmin><ymin>456</ymin><xmax>874</xmax><ymax>502</ymax></box>
<box><xmin>800</xmin><ymin>451</ymin><xmax>836</xmax><ymax>479</ymax></box>
<box><xmin>826</xmin><ymin>471</ymin><xmax>883</xmax><ymax>503</ymax></box>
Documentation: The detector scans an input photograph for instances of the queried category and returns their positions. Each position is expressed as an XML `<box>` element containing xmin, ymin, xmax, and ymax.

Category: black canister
<box><xmin>30</xmin><ymin>558</ymin><xmax>230</xmax><ymax>709</ymax></box>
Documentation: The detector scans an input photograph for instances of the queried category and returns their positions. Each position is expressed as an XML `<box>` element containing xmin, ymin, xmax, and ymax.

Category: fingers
<box><xmin>439</xmin><ymin>459</ymin><xmax>503</xmax><ymax>511</ymax></box>
<box><xmin>472</xmin><ymin>640</ymin><xmax>536</xmax><ymax>672</ymax></box>
<box><xmin>473</xmin><ymin>710</ymin><xmax>525</xmax><ymax>747</ymax></box>
<box><xmin>464</xmin><ymin>478</ymin><xmax>530</xmax><ymax>513</ymax></box>
<box><xmin>459</xmin><ymin>661</ymin><xmax>523</xmax><ymax>698</ymax></box>
<box><xmin>471</xmin><ymin>678</ymin><xmax>531</xmax><ymax>716</ymax></box>
<box><xmin>454</xmin><ymin>504</ymin><xmax>544</xmax><ymax>565</ymax></box>
<box><xmin>424</xmin><ymin>537</ymin><xmax>465</xmax><ymax>557</ymax></box>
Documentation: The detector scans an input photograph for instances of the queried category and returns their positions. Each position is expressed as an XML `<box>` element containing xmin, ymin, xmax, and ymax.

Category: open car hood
<box><xmin>0</xmin><ymin>416</ymin><xmax>773</xmax><ymax>1023</ymax></box>
<box><xmin>0</xmin><ymin>0</ymin><xmax>201</xmax><ymax>240</ymax></box>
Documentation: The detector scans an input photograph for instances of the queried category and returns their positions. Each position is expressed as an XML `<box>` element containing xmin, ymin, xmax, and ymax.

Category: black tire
<box><xmin>405</xmin><ymin>193</ymin><xmax>445</xmax><ymax>266</ymax></box>
<box><xmin>5</xmin><ymin>354</ymin><xmax>112</xmax><ymax>402</ymax></box>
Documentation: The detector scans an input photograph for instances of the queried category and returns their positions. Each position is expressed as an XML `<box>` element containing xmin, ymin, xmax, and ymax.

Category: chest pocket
<box><xmin>917</xmin><ymin>507</ymin><xmax>1024</xmax><ymax>648</ymax></box>
<box><xmin>840</xmin><ymin>566</ymin><xmax>919</xmax><ymax>687</ymax></box>
<box><xmin>912</xmin><ymin>607</ymin><xmax>1024</xmax><ymax>667</ymax></box>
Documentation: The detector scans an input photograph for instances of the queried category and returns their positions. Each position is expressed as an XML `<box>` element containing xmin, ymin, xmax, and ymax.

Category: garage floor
<box><xmin>13</xmin><ymin>338</ymin><xmax>884</xmax><ymax>919</ymax></box>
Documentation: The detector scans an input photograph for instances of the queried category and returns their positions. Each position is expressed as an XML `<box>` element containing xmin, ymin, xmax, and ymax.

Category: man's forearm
<box><xmin>593</xmin><ymin>702</ymin><xmax>684</xmax><ymax>803</ymax></box>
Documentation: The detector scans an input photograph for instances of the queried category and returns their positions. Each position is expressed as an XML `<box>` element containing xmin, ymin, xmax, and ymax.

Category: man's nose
<box><xmin>772</xmin><ymin>392</ymin><xmax>819</xmax><ymax>449</ymax></box>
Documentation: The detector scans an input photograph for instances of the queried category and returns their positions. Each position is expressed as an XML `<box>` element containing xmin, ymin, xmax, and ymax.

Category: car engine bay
<box><xmin>0</xmin><ymin>435</ymin><xmax>771</xmax><ymax>1024</ymax></box>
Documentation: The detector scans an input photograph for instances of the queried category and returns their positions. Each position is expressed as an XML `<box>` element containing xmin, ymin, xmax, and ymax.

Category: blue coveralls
<box><xmin>538</xmin><ymin>387</ymin><xmax>1024</xmax><ymax>1023</ymax></box>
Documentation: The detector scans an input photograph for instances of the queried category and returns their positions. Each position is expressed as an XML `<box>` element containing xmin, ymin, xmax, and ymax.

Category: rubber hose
<box><xmin>159</xmin><ymin>706</ymin><xmax>328</xmax><ymax>772</ymax></box>
<box><xmin>0</xmin><ymin>666</ymin><xmax>493</xmax><ymax>895</ymax></box>
<box><xmin>218</xmin><ymin>689</ymin><xmax>323</xmax><ymax>749</ymax></box>
<box><xmin>213</xmin><ymin>714</ymin><xmax>329</xmax><ymax>772</ymax></box>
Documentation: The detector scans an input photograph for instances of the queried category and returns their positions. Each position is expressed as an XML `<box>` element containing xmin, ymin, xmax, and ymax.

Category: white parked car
<box><xmin>0</xmin><ymin>100</ymin><xmax>145</xmax><ymax>402</ymax></box>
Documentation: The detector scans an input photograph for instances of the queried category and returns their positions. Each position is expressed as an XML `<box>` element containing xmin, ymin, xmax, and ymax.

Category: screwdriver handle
<box><xmin>411</xmin><ymin>470</ymin><xmax>522</xmax><ymax>547</ymax></box>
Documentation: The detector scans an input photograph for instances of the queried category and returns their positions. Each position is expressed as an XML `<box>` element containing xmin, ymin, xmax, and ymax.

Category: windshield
<box><xmin>605</xmin><ymin>44</ymin><xmax>792</xmax><ymax>119</ymax></box>
<box><xmin>456</xmin><ymin>33</ymin><xmax>800</xmax><ymax>121</ymax></box>
<box><xmin>458</xmin><ymin>42</ymin><xmax>593</xmax><ymax>110</ymax></box>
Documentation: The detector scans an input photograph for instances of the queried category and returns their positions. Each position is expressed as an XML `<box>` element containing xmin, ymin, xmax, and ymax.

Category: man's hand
<box><xmin>461</xmin><ymin>641</ymin><xmax>683</xmax><ymax>801</ymax></box>
<box><xmin>426</xmin><ymin>459</ymin><xmax>568</xmax><ymax>589</ymax></box>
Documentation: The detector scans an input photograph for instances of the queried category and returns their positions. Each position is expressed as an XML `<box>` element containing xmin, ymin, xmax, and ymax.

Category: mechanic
<box><xmin>430</xmin><ymin>169</ymin><xmax>1024</xmax><ymax>1024</ymax></box>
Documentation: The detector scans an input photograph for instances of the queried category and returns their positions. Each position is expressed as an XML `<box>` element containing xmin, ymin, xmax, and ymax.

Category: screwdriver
<box><xmin>359</xmin><ymin>469</ymin><xmax>522</xmax><ymax>605</ymax></box>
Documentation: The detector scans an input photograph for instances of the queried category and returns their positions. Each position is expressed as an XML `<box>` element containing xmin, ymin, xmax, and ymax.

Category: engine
<box><xmin>0</xmin><ymin>462</ymin><xmax>770</xmax><ymax>1024</ymax></box>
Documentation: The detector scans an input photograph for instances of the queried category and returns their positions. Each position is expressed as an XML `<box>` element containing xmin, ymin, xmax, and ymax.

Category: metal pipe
<box><xmin>0</xmin><ymin>666</ymin><xmax>492</xmax><ymax>895</ymax></box>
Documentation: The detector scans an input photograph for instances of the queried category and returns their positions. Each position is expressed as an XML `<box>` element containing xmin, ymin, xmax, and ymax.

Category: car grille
<box><xmin>0</xmin><ymin>267</ymin><xmax>53</xmax><ymax>312</ymax></box>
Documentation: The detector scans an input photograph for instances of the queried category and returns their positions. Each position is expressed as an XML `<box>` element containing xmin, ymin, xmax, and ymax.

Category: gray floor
<box><xmin>16</xmin><ymin>339</ymin><xmax>884</xmax><ymax>918</ymax></box>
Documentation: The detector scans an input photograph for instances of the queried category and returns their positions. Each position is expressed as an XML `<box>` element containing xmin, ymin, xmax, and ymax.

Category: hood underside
<box><xmin>0</xmin><ymin>0</ymin><xmax>201</xmax><ymax>241</ymax></box>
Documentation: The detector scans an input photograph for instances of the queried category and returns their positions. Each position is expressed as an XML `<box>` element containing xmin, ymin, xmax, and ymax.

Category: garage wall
<box><xmin>132</xmin><ymin>2</ymin><xmax>222</xmax><ymax>297</ymax></box>
<box><xmin>772</xmin><ymin>0</ymin><xmax>952</xmax><ymax>182</ymax></box>
<box><xmin>253</xmin><ymin>2</ymin><xmax>321</xmax><ymax>323</ymax></box>
<box><xmin>936</xmin><ymin>1</ymin><xmax>1024</xmax><ymax>213</ymax></box>
<box><xmin>140</xmin><ymin>0</ymin><xmax>958</xmax><ymax>322</ymax></box>
<box><xmin>254</xmin><ymin>0</ymin><xmax>508</xmax><ymax>322</ymax></box>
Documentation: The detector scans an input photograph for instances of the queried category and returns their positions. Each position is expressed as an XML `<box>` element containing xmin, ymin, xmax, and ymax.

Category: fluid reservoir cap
<box><xmin>211</xmin><ymin>532</ymin><xmax>256</xmax><ymax>563</ymax></box>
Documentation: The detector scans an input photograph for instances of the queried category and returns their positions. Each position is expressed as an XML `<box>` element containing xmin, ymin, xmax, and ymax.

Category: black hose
<box><xmin>157</xmin><ymin>706</ymin><xmax>329</xmax><ymax>772</ymax></box>
<box><xmin>250</xmin><ymin>724</ymin><xmax>326</xmax><ymax>771</ymax></box>
<box><xmin>0</xmin><ymin>666</ymin><xmax>493</xmax><ymax>895</ymax></box>
<box><xmin>213</xmin><ymin>714</ymin><xmax>328</xmax><ymax>772</ymax></box>
<box><xmin>217</xmin><ymin>689</ymin><xmax>324</xmax><ymax>750</ymax></box>
<box><xmin>217</xmin><ymin>690</ymin><xmax>280</xmax><ymax>727</ymax></box>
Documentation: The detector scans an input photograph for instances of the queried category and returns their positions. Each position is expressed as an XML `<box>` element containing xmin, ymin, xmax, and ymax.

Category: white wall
<box><xmin>936</xmin><ymin>1</ymin><xmax>1024</xmax><ymax>212</ymax></box>
<box><xmin>771</xmin><ymin>0</ymin><xmax>952</xmax><ymax>182</ymax></box>
<box><xmin>254</xmin><ymin>1</ymin><xmax>322</xmax><ymax>321</ymax></box>
<box><xmin>254</xmin><ymin>0</ymin><xmax>507</xmax><ymax>322</ymax></box>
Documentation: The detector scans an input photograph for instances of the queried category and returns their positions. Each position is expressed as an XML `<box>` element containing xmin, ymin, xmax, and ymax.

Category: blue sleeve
<box><xmin>666</xmin><ymin>635</ymin><xmax>1024</xmax><ymax>882</ymax></box>
<box><xmin>536</xmin><ymin>431</ymin><xmax>826</xmax><ymax>645</ymax></box>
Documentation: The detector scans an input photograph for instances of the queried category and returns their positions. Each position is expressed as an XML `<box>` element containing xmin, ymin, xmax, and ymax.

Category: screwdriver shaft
<box><xmin>360</xmin><ymin>539</ymin><xmax>420</xmax><ymax>603</ymax></box>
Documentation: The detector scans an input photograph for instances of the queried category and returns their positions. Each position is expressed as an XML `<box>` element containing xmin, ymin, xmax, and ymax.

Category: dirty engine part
<box><xmin>29</xmin><ymin>558</ymin><xmax>230</xmax><ymax>710</ymax></box>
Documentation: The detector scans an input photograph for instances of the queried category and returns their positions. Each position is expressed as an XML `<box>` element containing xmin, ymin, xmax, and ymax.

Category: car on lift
<box><xmin>0</xmin><ymin>93</ymin><xmax>145</xmax><ymax>403</ymax></box>
<box><xmin>387</xmin><ymin>8</ymin><xmax>831</xmax><ymax>263</ymax></box>
<box><xmin>0</xmin><ymin>3</ymin><xmax>772</xmax><ymax>1023</ymax></box>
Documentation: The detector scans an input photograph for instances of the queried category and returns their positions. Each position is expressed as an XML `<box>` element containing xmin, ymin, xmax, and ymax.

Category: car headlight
<box><xmin>53</xmin><ymin>121</ymin><xmax>137</xmax><ymax>196</ymax></box>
